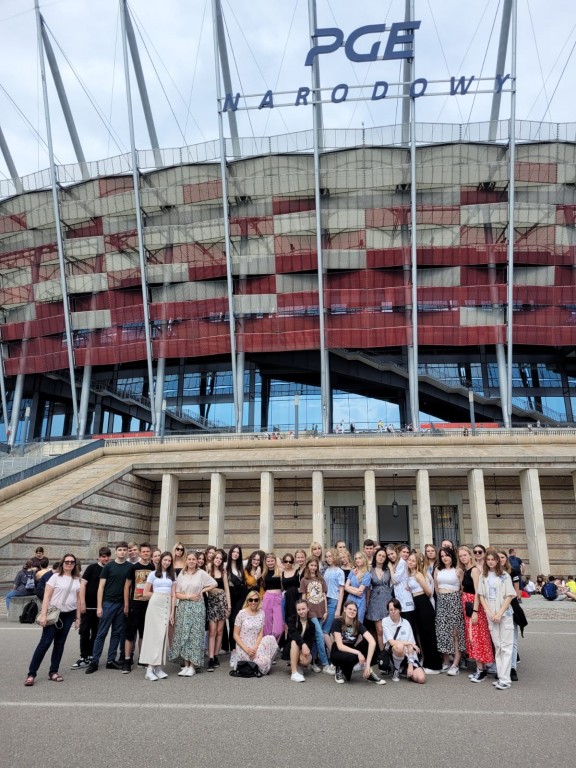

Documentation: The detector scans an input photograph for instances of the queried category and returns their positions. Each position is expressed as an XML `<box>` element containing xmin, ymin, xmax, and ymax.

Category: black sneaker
<box><xmin>105</xmin><ymin>660</ymin><xmax>121</xmax><ymax>670</ymax></box>
<box><xmin>85</xmin><ymin>663</ymin><xmax>99</xmax><ymax>674</ymax></box>
<box><xmin>121</xmin><ymin>660</ymin><xmax>132</xmax><ymax>674</ymax></box>
<box><xmin>469</xmin><ymin>669</ymin><xmax>487</xmax><ymax>683</ymax></box>
<box><xmin>213</xmin><ymin>656</ymin><xmax>220</xmax><ymax>668</ymax></box>
<box><xmin>70</xmin><ymin>658</ymin><xmax>89</xmax><ymax>670</ymax></box>
<box><xmin>367</xmin><ymin>671</ymin><xmax>386</xmax><ymax>685</ymax></box>
<box><xmin>207</xmin><ymin>658</ymin><xmax>215</xmax><ymax>672</ymax></box>
<box><xmin>510</xmin><ymin>668</ymin><xmax>518</xmax><ymax>682</ymax></box>
<box><xmin>334</xmin><ymin>668</ymin><xmax>345</xmax><ymax>684</ymax></box>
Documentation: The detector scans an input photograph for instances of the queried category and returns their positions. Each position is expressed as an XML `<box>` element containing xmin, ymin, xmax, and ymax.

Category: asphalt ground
<box><xmin>1</xmin><ymin>599</ymin><xmax>575</xmax><ymax>768</ymax></box>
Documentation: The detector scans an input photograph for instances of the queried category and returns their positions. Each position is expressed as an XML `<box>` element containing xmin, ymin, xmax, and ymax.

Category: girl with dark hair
<box><xmin>140</xmin><ymin>551</ymin><xmax>176</xmax><ymax>681</ymax></box>
<box><xmin>299</xmin><ymin>558</ymin><xmax>332</xmax><ymax>673</ymax></box>
<box><xmin>206</xmin><ymin>549</ymin><xmax>231</xmax><ymax>671</ymax></box>
<box><xmin>226</xmin><ymin>544</ymin><xmax>246</xmax><ymax>651</ymax></box>
<box><xmin>196</xmin><ymin>551</ymin><xmax>206</xmax><ymax>570</ymax></box>
<box><xmin>244</xmin><ymin>551</ymin><xmax>263</xmax><ymax>597</ymax></box>
<box><xmin>330</xmin><ymin>601</ymin><xmax>384</xmax><ymax>684</ymax></box>
<box><xmin>458</xmin><ymin>546</ymin><xmax>494</xmax><ymax>683</ymax></box>
<box><xmin>382</xmin><ymin>598</ymin><xmax>426</xmax><ymax>684</ymax></box>
<box><xmin>24</xmin><ymin>554</ymin><xmax>81</xmax><ymax>685</ymax></box>
<box><xmin>232</xmin><ymin>590</ymin><xmax>278</xmax><ymax>675</ymax></box>
<box><xmin>406</xmin><ymin>552</ymin><xmax>442</xmax><ymax>673</ymax></box>
<box><xmin>6</xmin><ymin>560</ymin><xmax>36</xmax><ymax>610</ymax></box>
<box><xmin>434</xmin><ymin>547</ymin><xmax>465</xmax><ymax>676</ymax></box>
<box><xmin>170</xmin><ymin>551</ymin><xmax>217</xmax><ymax>676</ymax></box>
<box><xmin>283</xmin><ymin>599</ymin><xmax>315</xmax><ymax>682</ymax></box>
<box><xmin>366</xmin><ymin>548</ymin><xmax>393</xmax><ymax>657</ymax></box>
<box><xmin>280</xmin><ymin>552</ymin><xmax>301</xmax><ymax>629</ymax></box>
<box><xmin>477</xmin><ymin>549</ymin><xmax>516</xmax><ymax>690</ymax></box>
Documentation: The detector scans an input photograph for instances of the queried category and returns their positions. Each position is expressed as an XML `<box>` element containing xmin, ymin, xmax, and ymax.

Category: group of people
<box><xmin>20</xmin><ymin>537</ymin><xmax>526</xmax><ymax>691</ymax></box>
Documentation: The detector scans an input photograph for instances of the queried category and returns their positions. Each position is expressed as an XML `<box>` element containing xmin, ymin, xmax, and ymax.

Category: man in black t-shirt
<box><xmin>85</xmin><ymin>542</ymin><xmax>132</xmax><ymax>674</ymax></box>
<box><xmin>121</xmin><ymin>543</ymin><xmax>154</xmax><ymax>673</ymax></box>
<box><xmin>71</xmin><ymin>547</ymin><xmax>111</xmax><ymax>669</ymax></box>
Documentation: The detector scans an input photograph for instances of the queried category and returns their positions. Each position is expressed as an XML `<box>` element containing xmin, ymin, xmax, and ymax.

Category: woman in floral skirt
<box><xmin>232</xmin><ymin>590</ymin><xmax>278</xmax><ymax>675</ymax></box>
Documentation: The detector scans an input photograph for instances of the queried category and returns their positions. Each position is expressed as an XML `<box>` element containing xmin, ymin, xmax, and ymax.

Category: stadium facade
<box><xmin>1</xmin><ymin>122</ymin><xmax>576</xmax><ymax>445</ymax></box>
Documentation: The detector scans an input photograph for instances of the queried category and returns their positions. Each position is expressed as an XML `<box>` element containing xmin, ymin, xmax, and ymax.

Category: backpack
<box><xmin>19</xmin><ymin>600</ymin><xmax>39</xmax><ymax>624</ymax></box>
<box><xmin>25</xmin><ymin>571</ymin><xmax>36</xmax><ymax>591</ymax></box>
<box><xmin>542</xmin><ymin>582</ymin><xmax>557</xmax><ymax>601</ymax></box>
<box><xmin>229</xmin><ymin>661</ymin><xmax>262</xmax><ymax>678</ymax></box>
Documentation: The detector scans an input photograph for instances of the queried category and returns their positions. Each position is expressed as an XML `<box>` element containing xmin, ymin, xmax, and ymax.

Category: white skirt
<box><xmin>140</xmin><ymin>593</ymin><xmax>171</xmax><ymax>666</ymax></box>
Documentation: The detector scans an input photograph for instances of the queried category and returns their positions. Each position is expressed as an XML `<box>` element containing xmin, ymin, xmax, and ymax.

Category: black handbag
<box><xmin>229</xmin><ymin>660</ymin><xmax>262</xmax><ymax>678</ymax></box>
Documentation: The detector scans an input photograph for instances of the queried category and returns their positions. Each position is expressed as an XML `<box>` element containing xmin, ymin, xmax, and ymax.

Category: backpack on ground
<box><xmin>19</xmin><ymin>600</ymin><xmax>39</xmax><ymax>624</ymax></box>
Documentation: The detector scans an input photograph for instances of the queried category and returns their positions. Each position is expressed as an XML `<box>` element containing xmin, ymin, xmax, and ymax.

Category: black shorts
<box><xmin>125</xmin><ymin>605</ymin><xmax>147</xmax><ymax>642</ymax></box>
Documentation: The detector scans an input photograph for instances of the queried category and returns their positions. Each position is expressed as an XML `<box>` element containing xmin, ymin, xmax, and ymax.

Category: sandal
<box><xmin>49</xmin><ymin>673</ymin><xmax>63</xmax><ymax>682</ymax></box>
<box><xmin>24</xmin><ymin>676</ymin><xmax>35</xmax><ymax>687</ymax></box>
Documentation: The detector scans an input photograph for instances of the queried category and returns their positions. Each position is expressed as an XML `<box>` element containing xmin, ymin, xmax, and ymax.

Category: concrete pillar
<box><xmin>7</xmin><ymin>372</ymin><xmax>24</xmax><ymax>447</ymax></box>
<box><xmin>312</xmin><ymin>470</ymin><xmax>325</xmax><ymax>546</ymax></box>
<box><xmin>260</xmin><ymin>471</ymin><xmax>274</xmax><ymax>552</ymax></box>
<box><xmin>415</xmin><ymin>469</ymin><xmax>433</xmax><ymax>548</ymax></box>
<box><xmin>157</xmin><ymin>473</ymin><xmax>179</xmax><ymax>552</ymax></box>
<box><xmin>520</xmin><ymin>468</ymin><xmax>550</xmax><ymax>575</ymax></box>
<box><xmin>468</xmin><ymin>468</ymin><xmax>490</xmax><ymax>546</ymax></box>
<box><xmin>208</xmin><ymin>472</ymin><xmax>226</xmax><ymax>547</ymax></box>
<box><xmin>78</xmin><ymin>364</ymin><xmax>92</xmax><ymax>438</ymax></box>
<box><xmin>364</xmin><ymin>469</ymin><xmax>378</xmax><ymax>542</ymax></box>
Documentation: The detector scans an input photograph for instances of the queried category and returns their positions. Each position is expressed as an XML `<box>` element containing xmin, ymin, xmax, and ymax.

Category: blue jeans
<box><xmin>28</xmin><ymin>610</ymin><xmax>76</xmax><ymax>678</ymax></box>
<box><xmin>322</xmin><ymin>597</ymin><xmax>338</xmax><ymax>635</ymax></box>
<box><xmin>90</xmin><ymin>602</ymin><xmax>126</xmax><ymax>665</ymax></box>
<box><xmin>311</xmin><ymin>617</ymin><xmax>329</xmax><ymax>667</ymax></box>
<box><xmin>6</xmin><ymin>589</ymin><xmax>31</xmax><ymax>610</ymax></box>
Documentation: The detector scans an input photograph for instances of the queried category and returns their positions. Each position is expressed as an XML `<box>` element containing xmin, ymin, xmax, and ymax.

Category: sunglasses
<box><xmin>283</xmin><ymin>560</ymin><xmax>294</xmax><ymax>565</ymax></box>
<box><xmin>175</xmin><ymin>548</ymin><xmax>184</xmax><ymax>552</ymax></box>
<box><xmin>63</xmin><ymin>560</ymin><xmax>76</xmax><ymax>565</ymax></box>
<box><xmin>247</xmin><ymin>598</ymin><xmax>260</xmax><ymax>603</ymax></box>
<box><xmin>473</xmin><ymin>550</ymin><xmax>484</xmax><ymax>555</ymax></box>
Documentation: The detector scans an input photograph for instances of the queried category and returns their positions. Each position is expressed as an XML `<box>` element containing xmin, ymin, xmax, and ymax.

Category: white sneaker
<box><xmin>353</xmin><ymin>663</ymin><xmax>364</xmax><ymax>672</ymax></box>
<box><xmin>322</xmin><ymin>664</ymin><xmax>336</xmax><ymax>675</ymax></box>
<box><xmin>310</xmin><ymin>662</ymin><xmax>322</xmax><ymax>673</ymax></box>
<box><xmin>494</xmin><ymin>680</ymin><xmax>511</xmax><ymax>690</ymax></box>
<box><xmin>177</xmin><ymin>668</ymin><xmax>188</xmax><ymax>677</ymax></box>
<box><xmin>154</xmin><ymin>667</ymin><xmax>168</xmax><ymax>679</ymax></box>
<box><xmin>144</xmin><ymin>670</ymin><xmax>158</xmax><ymax>681</ymax></box>
<box><xmin>441</xmin><ymin>663</ymin><xmax>451</xmax><ymax>673</ymax></box>
<box><xmin>185</xmin><ymin>666</ymin><xmax>196</xmax><ymax>677</ymax></box>
<box><xmin>424</xmin><ymin>668</ymin><xmax>441</xmax><ymax>675</ymax></box>
<box><xmin>291</xmin><ymin>672</ymin><xmax>305</xmax><ymax>682</ymax></box>
<box><xmin>446</xmin><ymin>665</ymin><xmax>460</xmax><ymax>676</ymax></box>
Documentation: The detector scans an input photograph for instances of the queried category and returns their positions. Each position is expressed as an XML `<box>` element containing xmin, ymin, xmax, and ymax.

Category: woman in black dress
<box><xmin>226</xmin><ymin>544</ymin><xmax>246</xmax><ymax>651</ymax></box>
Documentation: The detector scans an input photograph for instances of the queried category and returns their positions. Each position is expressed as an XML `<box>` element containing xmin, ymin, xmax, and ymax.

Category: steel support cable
<box><xmin>536</xmin><ymin>36</ymin><xmax>576</xmax><ymax>128</ymax></box>
<box><xmin>426</xmin><ymin>0</ymin><xmax>465</xmax><ymax>123</ymax></box>
<box><xmin>262</xmin><ymin>0</ymin><xmax>300</xmax><ymax>136</ymax></box>
<box><xmin>463</xmin><ymin>0</ymin><xmax>501</xmax><ymax>128</ymax></box>
<box><xmin>525</xmin><ymin>0</ymin><xmax>550</xmax><ymax>121</ymax></box>
<box><xmin>433</xmin><ymin>0</ymin><xmax>499</xmax><ymax>124</ymax></box>
<box><xmin>43</xmin><ymin>21</ymin><xmax>127</xmax><ymax>157</ymax></box>
<box><xmin>325</xmin><ymin>0</ymin><xmax>389</xmax><ymax>130</ymax></box>
<box><xmin>221</xmin><ymin>8</ymin><xmax>256</xmax><ymax>139</ymax></box>
<box><xmin>222</xmin><ymin>0</ymin><xmax>288</xmax><ymax>137</ymax></box>
<box><xmin>128</xmin><ymin>4</ymin><xmax>203</xmax><ymax>144</ymax></box>
<box><xmin>184</xmin><ymin>0</ymin><xmax>208</xmax><ymax>140</ymax></box>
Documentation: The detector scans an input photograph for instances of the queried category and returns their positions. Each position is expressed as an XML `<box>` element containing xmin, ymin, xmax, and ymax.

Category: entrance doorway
<box><xmin>329</xmin><ymin>506</ymin><xmax>359</xmax><ymax>554</ymax></box>
<box><xmin>378</xmin><ymin>504</ymin><xmax>409</xmax><ymax>547</ymax></box>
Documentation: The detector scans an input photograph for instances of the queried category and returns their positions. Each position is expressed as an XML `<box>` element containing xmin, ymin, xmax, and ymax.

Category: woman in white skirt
<box><xmin>140</xmin><ymin>551</ymin><xmax>176</xmax><ymax>681</ymax></box>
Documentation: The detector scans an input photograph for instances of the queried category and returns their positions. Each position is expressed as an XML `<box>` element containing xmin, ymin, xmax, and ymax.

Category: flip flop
<box><xmin>49</xmin><ymin>673</ymin><xmax>63</xmax><ymax>682</ymax></box>
<box><xmin>24</xmin><ymin>676</ymin><xmax>35</xmax><ymax>687</ymax></box>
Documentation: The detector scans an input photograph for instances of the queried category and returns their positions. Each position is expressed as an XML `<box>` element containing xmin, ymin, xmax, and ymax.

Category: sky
<box><xmin>0</xmin><ymin>0</ymin><xmax>574</xmax><ymax>181</ymax></box>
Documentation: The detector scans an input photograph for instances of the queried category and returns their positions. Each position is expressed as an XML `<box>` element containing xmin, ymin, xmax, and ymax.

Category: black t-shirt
<box><xmin>331</xmin><ymin>617</ymin><xmax>367</xmax><ymax>646</ymax></box>
<box><xmin>100</xmin><ymin>560</ymin><xmax>133</xmax><ymax>603</ymax></box>
<box><xmin>82</xmin><ymin>562</ymin><xmax>105</xmax><ymax>608</ymax></box>
<box><xmin>127</xmin><ymin>562</ymin><xmax>155</xmax><ymax>606</ymax></box>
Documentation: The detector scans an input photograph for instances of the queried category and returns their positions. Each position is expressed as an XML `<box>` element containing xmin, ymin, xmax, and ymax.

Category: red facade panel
<box><xmin>182</xmin><ymin>180</ymin><xmax>222</xmax><ymax>204</ymax></box>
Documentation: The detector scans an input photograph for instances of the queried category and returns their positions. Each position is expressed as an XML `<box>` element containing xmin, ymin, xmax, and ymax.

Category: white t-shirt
<box><xmin>146</xmin><ymin>571</ymin><xmax>174</xmax><ymax>594</ymax></box>
<box><xmin>47</xmin><ymin>574</ymin><xmax>80</xmax><ymax>612</ymax></box>
<box><xmin>382</xmin><ymin>615</ymin><xmax>415</xmax><ymax>645</ymax></box>
<box><xmin>391</xmin><ymin>559</ymin><xmax>414</xmax><ymax>611</ymax></box>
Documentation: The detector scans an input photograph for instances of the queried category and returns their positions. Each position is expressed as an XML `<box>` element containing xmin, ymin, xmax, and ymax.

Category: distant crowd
<box><xmin>9</xmin><ymin>538</ymin><xmax>566</xmax><ymax>689</ymax></box>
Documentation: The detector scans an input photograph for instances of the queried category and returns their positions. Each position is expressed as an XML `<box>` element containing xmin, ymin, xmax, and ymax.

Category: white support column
<box><xmin>364</xmin><ymin>470</ymin><xmax>378</xmax><ymax>542</ymax></box>
<box><xmin>260</xmin><ymin>471</ymin><xmax>274</xmax><ymax>552</ymax></box>
<box><xmin>208</xmin><ymin>472</ymin><xmax>226</xmax><ymax>547</ymax></box>
<box><xmin>415</xmin><ymin>469</ymin><xmax>433</xmax><ymax>549</ymax></box>
<box><xmin>520</xmin><ymin>468</ymin><xmax>550</xmax><ymax>575</ymax></box>
<box><xmin>312</xmin><ymin>470</ymin><xmax>325</xmax><ymax>547</ymax></box>
<box><xmin>468</xmin><ymin>468</ymin><xmax>490</xmax><ymax>546</ymax></box>
<box><xmin>157</xmin><ymin>473</ymin><xmax>179</xmax><ymax>552</ymax></box>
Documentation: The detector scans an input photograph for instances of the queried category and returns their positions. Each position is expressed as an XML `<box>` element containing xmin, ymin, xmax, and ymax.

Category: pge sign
<box><xmin>305</xmin><ymin>21</ymin><xmax>421</xmax><ymax>66</ymax></box>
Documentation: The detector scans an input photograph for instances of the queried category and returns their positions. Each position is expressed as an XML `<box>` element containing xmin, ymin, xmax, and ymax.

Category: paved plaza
<box><xmin>0</xmin><ymin>596</ymin><xmax>575</xmax><ymax>768</ymax></box>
